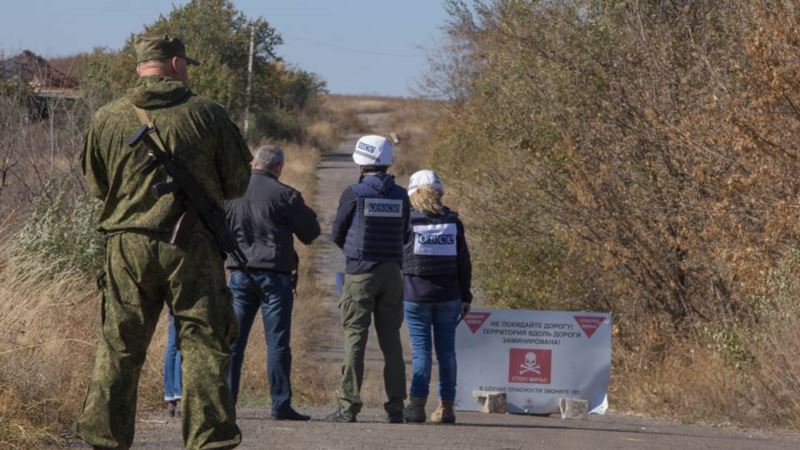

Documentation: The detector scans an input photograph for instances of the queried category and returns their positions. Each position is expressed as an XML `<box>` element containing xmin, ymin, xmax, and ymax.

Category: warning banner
<box><xmin>455</xmin><ymin>308</ymin><xmax>611</xmax><ymax>415</ymax></box>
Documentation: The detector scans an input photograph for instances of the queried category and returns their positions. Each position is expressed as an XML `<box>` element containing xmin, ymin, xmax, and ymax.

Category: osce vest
<box><xmin>403</xmin><ymin>209</ymin><xmax>459</xmax><ymax>276</ymax></box>
<box><xmin>343</xmin><ymin>179</ymin><xmax>406</xmax><ymax>263</ymax></box>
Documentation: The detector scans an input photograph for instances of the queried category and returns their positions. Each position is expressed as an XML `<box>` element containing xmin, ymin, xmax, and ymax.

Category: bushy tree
<box><xmin>430</xmin><ymin>0</ymin><xmax>800</xmax><ymax>326</ymax></box>
<box><xmin>428</xmin><ymin>0</ymin><xmax>800</xmax><ymax>426</ymax></box>
<box><xmin>78</xmin><ymin>0</ymin><xmax>326</xmax><ymax>142</ymax></box>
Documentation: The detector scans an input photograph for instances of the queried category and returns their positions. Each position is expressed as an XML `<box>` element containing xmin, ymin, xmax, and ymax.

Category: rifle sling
<box><xmin>132</xmin><ymin>105</ymin><xmax>170</xmax><ymax>154</ymax></box>
<box><xmin>132</xmin><ymin>104</ymin><xmax>196</xmax><ymax>246</ymax></box>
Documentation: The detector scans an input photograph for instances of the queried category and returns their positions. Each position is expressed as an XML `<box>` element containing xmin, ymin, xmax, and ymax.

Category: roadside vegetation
<box><xmin>5</xmin><ymin>0</ymin><xmax>799</xmax><ymax>446</ymax></box>
<box><xmin>0</xmin><ymin>1</ymin><xmax>331</xmax><ymax>447</ymax></box>
<box><xmin>423</xmin><ymin>0</ymin><xmax>800</xmax><ymax>429</ymax></box>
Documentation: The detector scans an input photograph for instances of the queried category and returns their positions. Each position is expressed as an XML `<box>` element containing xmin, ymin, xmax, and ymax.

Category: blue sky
<box><xmin>0</xmin><ymin>0</ymin><xmax>450</xmax><ymax>97</ymax></box>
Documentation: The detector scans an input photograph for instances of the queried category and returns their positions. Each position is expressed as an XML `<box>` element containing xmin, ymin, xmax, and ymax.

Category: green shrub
<box><xmin>14</xmin><ymin>190</ymin><xmax>104</xmax><ymax>278</ymax></box>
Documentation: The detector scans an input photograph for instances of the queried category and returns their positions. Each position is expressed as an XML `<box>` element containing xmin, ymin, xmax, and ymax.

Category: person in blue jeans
<box><xmin>225</xmin><ymin>145</ymin><xmax>320</xmax><ymax>420</ymax></box>
<box><xmin>402</xmin><ymin>170</ymin><xmax>472</xmax><ymax>424</ymax></box>
<box><xmin>163</xmin><ymin>311</ymin><xmax>182</xmax><ymax>417</ymax></box>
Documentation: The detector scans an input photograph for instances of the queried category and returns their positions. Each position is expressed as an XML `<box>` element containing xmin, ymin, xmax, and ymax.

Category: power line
<box><xmin>281</xmin><ymin>32</ymin><xmax>425</xmax><ymax>58</ymax></box>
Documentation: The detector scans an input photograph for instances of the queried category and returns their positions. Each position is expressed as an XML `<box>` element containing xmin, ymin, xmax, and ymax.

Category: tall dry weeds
<box><xmin>0</xmin><ymin>140</ymin><xmax>329</xmax><ymax>448</ymax></box>
<box><xmin>425</xmin><ymin>0</ymin><xmax>800</xmax><ymax>429</ymax></box>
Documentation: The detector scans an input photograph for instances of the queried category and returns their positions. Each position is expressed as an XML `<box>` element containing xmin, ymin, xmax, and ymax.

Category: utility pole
<box><xmin>243</xmin><ymin>23</ymin><xmax>255</xmax><ymax>135</ymax></box>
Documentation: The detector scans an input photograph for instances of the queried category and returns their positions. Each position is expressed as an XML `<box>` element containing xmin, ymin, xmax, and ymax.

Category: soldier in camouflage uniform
<box><xmin>75</xmin><ymin>35</ymin><xmax>252</xmax><ymax>450</ymax></box>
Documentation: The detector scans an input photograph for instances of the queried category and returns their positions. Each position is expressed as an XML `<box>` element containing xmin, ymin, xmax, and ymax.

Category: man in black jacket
<box><xmin>225</xmin><ymin>144</ymin><xmax>320</xmax><ymax>420</ymax></box>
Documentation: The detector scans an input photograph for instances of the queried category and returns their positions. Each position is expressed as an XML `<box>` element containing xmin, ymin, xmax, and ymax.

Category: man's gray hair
<box><xmin>253</xmin><ymin>145</ymin><xmax>284</xmax><ymax>170</ymax></box>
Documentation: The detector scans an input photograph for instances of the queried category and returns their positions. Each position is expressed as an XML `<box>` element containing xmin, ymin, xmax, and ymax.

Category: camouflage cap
<box><xmin>134</xmin><ymin>35</ymin><xmax>200</xmax><ymax>66</ymax></box>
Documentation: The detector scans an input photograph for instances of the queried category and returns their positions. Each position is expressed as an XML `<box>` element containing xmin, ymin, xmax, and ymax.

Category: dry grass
<box><xmin>0</xmin><ymin>141</ymin><xmax>329</xmax><ymax>448</ymax></box>
<box><xmin>613</xmin><ymin>326</ymin><xmax>800</xmax><ymax>429</ymax></box>
<box><xmin>386</xmin><ymin>98</ymin><xmax>443</xmax><ymax>179</ymax></box>
<box><xmin>0</xmin><ymin>246</ymin><xmax>204</xmax><ymax>449</ymax></box>
<box><xmin>321</xmin><ymin>94</ymin><xmax>442</xmax><ymax>180</ymax></box>
<box><xmin>323</xmin><ymin>95</ymin><xmax>397</xmax><ymax>116</ymax></box>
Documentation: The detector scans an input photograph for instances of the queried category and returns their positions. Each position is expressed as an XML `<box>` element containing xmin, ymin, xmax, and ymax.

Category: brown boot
<box><xmin>430</xmin><ymin>401</ymin><xmax>455</xmax><ymax>424</ymax></box>
<box><xmin>403</xmin><ymin>396</ymin><xmax>427</xmax><ymax>423</ymax></box>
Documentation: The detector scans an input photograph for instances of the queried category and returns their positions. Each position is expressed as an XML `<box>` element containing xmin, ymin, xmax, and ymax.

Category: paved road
<box><xmin>123</xmin><ymin>119</ymin><xmax>800</xmax><ymax>449</ymax></box>
<box><xmin>132</xmin><ymin>407</ymin><xmax>800</xmax><ymax>450</ymax></box>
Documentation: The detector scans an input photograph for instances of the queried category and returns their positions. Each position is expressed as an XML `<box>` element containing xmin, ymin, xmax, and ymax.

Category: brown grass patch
<box><xmin>321</xmin><ymin>94</ymin><xmax>443</xmax><ymax>180</ymax></box>
<box><xmin>0</xmin><ymin>140</ymin><xmax>329</xmax><ymax>448</ymax></box>
<box><xmin>0</xmin><ymin>245</ymin><xmax>190</xmax><ymax>448</ymax></box>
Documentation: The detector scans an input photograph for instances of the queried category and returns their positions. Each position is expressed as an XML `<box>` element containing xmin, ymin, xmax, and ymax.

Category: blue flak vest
<box><xmin>403</xmin><ymin>208</ymin><xmax>459</xmax><ymax>276</ymax></box>
<box><xmin>343</xmin><ymin>175</ymin><xmax>407</xmax><ymax>264</ymax></box>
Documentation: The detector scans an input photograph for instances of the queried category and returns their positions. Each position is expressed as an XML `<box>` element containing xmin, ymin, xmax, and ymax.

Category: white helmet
<box><xmin>408</xmin><ymin>169</ymin><xmax>444</xmax><ymax>196</ymax></box>
<box><xmin>353</xmin><ymin>135</ymin><xmax>393</xmax><ymax>166</ymax></box>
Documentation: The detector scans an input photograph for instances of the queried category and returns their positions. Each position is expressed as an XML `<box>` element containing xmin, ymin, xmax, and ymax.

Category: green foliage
<box><xmin>277</xmin><ymin>67</ymin><xmax>328</xmax><ymax>113</ymax></box>
<box><xmin>77</xmin><ymin>48</ymin><xmax>119</xmax><ymax>103</ymax></box>
<box><xmin>128</xmin><ymin>0</ymin><xmax>325</xmax><ymax>142</ymax></box>
<box><xmin>69</xmin><ymin>0</ymin><xmax>326</xmax><ymax>143</ymax></box>
<box><xmin>704</xmin><ymin>327</ymin><xmax>753</xmax><ymax>369</ymax></box>
<box><xmin>14</xmin><ymin>191</ymin><xmax>105</xmax><ymax>278</ymax></box>
<box><xmin>254</xmin><ymin>107</ymin><xmax>305</xmax><ymax>142</ymax></box>
<box><xmin>140</xmin><ymin>0</ymin><xmax>281</xmax><ymax>112</ymax></box>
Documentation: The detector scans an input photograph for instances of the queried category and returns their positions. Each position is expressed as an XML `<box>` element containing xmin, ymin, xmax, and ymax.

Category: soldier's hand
<box><xmin>461</xmin><ymin>302</ymin><xmax>471</xmax><ymax>317</ymax></box>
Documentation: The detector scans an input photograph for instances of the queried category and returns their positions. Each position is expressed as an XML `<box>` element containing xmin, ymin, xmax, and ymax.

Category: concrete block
<box><xmin>559</xmin><ymin>397</ymin><xmax>588</xmax><ymax>419</ymax></box>
<box><xmin>472</xmin><ymin>390</ymin><xmax>507</xmax><ymax>413</ymax></box>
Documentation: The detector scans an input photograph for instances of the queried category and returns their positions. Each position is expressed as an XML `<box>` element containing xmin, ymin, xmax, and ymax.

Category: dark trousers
<box><xmin>227</xmin><ymin>270</ymin><xmax>295</xmax><ymax>415</ymax></box>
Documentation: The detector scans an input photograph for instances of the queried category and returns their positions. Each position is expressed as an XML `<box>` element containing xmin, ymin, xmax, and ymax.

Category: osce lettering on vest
<box><xmin>455</xmin><ymin>308</ymin><xmax>611</xmax><ymax>415</ymax></box>
<box><xmin>413</xmin><ymin>223</ymin><xmax>457</xmax><ymax>256</ymax></box>
<box><xmin>364</xmin><ymin>198</ymin><xmax>403</xmax><ymax>218</ymax></box>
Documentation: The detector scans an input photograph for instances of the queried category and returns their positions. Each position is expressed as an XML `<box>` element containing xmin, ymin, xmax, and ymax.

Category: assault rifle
<box><xmin>127</xmin><ymin>122</ymin><xmax>265</xmax><ymax>301</ymax></box>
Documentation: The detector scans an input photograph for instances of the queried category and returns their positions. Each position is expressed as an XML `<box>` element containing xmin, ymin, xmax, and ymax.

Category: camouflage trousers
<box><xmin>75</xmin><ymin>231</ymin><xmax>240</xmax><ymax>450</ymax></box>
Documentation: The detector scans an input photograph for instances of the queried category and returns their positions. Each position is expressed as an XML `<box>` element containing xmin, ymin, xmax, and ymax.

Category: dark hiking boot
<box><xmin>386</xmin><ymin>410</ymin><xmax>404</xmax><ymax>424</ymax></box>
<box><xmin>403</xmin><ymin>396</ymin><xmax>427</xmax><ymax>423</ymax></box>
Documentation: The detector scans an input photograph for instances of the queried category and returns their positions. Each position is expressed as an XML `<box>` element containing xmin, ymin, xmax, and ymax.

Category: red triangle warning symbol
<box><xmin>573</xmin><ymin>315</ymin><xmax>606</xmax><ymax>338</ymax></box>
<box><xmin>464</xmin><ymin>312</ymin><xmax>491</xmax><ymax>334</ymax></box>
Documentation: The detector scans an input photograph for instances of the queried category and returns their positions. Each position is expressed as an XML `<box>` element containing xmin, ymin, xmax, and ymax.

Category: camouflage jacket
<box><xmin>81</xmin><ymin>76</ymin><xmax>252</xmax><ymax>234</ymax></box>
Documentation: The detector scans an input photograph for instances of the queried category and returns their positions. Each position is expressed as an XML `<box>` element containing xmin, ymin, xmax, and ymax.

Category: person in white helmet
<box><xmin>402</xmin><ymin>169</ymin><xmax>472</xmax><ymax>424</ymax></box>
<box><xmin>326</xmin><ymin>135</ymin><xmax>410</xmax><ymax>423</ymax></box>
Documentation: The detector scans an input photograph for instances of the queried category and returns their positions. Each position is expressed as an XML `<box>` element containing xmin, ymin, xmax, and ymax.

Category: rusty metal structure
<box><xmin>0</xmin><ymin>50</ymin><xmax>81</xmax><ymax>99</ymax></box>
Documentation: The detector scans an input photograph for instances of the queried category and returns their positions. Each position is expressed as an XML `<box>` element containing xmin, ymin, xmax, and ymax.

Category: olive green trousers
<box><xmin>338</xmin><ymin>262</ymin><xmax>406</xmax><ymax>416</ymax></box>
<box><xmin>75</xmin><ymin>231</ymin><xmax>240</xmax><ymax>450</ymax></box>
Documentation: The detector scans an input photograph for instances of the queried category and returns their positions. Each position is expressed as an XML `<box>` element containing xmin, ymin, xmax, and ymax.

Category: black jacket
<box><xmin>225</xmin><ymin>170</ymin><xmax>320</xmax><ymax>273</ymax></box>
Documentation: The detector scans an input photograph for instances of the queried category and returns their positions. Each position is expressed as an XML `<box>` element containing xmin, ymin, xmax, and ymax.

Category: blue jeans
<box><xmin>163</xmin><ymin>312</ymin><xmax>182</xmax><ymax>401</ymax></box>
<box><xmin>403</xmin><ymin>299</ymin><xmax>460</xmax><ymax>401</ymax></box>
<box><xmin>227</xmin><ymin>270</ymin><xmax>294</xmax><ymax>414</ymax></box>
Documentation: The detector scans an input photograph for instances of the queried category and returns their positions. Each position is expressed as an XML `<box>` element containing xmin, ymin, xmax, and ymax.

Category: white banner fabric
<box><xmin>454</xmin><ymin>308</ymin><xmax>612</xmax><ymax>415</ymax></box>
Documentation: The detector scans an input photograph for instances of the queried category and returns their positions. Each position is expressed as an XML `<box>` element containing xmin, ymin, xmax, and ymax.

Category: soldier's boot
<box><xmin>430</xmin><ymin>401</ymin><xmax>456</xmax><ymax>424</ymax></box>
<box><xmin>403</xmin><ymin>396</ymin><xmax>427</xmax><ymax>423</ymax></box>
